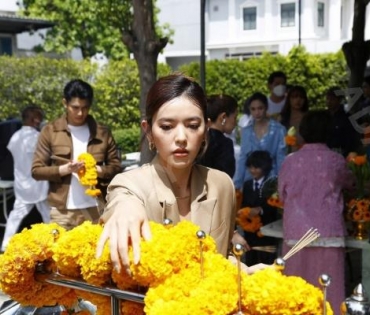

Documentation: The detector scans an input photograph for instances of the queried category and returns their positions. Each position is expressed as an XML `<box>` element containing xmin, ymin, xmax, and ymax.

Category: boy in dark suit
<box><xmin>240</xmin><ymin>150</ymin><xmax>279</xmax><ymax>265</ymax></box>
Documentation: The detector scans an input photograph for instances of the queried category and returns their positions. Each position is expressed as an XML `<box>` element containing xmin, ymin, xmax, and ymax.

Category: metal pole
<box><xmin>200</xmin><ymin>0</ymin><xmax>206</xmax><ymax>90</ymax></box>
<box><xmin>298</xmin><ymin>0</ymin><xmax>301</xmax><ymax>45</ymax></box>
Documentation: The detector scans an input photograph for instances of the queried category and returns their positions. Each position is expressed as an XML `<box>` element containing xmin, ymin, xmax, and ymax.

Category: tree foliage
<box><xmin>20</xmin><ymin>0</ymin><xmax>131</xmax><ymax>59</ymax></box>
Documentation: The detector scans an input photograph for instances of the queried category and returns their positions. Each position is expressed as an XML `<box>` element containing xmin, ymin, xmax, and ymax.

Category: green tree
<box><xmin>21</xmin><ymin>0</ymin><xmax>171</xmax><ymax>163</ymax></box>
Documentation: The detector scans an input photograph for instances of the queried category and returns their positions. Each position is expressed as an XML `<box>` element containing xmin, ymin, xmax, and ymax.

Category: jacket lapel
<box><xmin>149</xmin><ymin>159</ymin><xmax>217</xmax><ymax>232</ymax></box>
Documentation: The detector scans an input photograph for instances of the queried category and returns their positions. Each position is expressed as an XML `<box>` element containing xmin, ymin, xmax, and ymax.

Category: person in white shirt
<box><xmin>266</xmin><ymin>71</ymin><xmax>287</xmax><ymax>117</ymax></box>
<box><xmin>1</xmin><ymin>106</ymin><xmax>49</xmax><ymax>252</ymax></box>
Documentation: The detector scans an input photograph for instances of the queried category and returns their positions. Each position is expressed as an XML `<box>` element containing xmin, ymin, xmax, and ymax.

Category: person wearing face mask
<box><xmin>199</xmin><ymin>94</ymin><xmax>238</xmax><ymax>178</ymax></box>
<box><xmin>1</xmin><ymin>106</ymin><xmax>50</xmax><ymax>252</ymax></box>
<box><xmin>266</xmin><ymin>71</ymin><xmax>287</xmax><ymax>117</ymax></box>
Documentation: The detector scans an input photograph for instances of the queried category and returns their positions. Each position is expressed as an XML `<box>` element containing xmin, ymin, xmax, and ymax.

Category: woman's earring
<box><xmin>221</xmin><ymin>118</ymin><xmax>226</xmax><ymax>126</ymax></box>
<box><xmin>149</xmin><ymin>141</ymin><xmax>156</xmax><ymax>151</ymax></box>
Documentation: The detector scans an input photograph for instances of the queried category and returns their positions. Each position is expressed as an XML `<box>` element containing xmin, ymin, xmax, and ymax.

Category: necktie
<box><xmin>254</xmin><ymin>181</ymin><xmax>259</xmax><ymax>191</ymax></box>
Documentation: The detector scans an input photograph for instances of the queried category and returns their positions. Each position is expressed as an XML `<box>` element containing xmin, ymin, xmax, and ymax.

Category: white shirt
<box><xmin>267</xmin><ymin>97</ymin><xmax>286</xmax><ymax>115</ymax></box>
<box><xmin>7</xmin><ymin>126</ymin><xmax>49</xmax><ymax>203</ymax></box>
<box><xmin>66</xmin><ymin>124</ymin><xmax>97</xmax><ymax>209</ymax></box>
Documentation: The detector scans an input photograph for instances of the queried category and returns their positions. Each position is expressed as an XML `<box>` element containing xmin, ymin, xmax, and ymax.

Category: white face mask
<box><xmin>272</xmin><ymin>84</ymin><xmax>286</xmax><ymax>97</ymax></box>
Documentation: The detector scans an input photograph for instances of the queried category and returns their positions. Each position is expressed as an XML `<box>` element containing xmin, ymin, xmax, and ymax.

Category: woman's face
<box><xmin>289</xmin><ymin>92</ymin><xmax>305</xmax><ymax>110</ymax></box>
<box><xmin>249</xmin><ymin>100</ymin><xmax>267</xmax><ymax>121</ymax></box>
<box><xmin>143</xmin><ymin>96</ymin><xmax>207</xmax><ymax>169</ymax></box>
<box><xmin>223</xmin><ymin>110</ymin><xmax>238</xmax><ymax>134</ymax></box>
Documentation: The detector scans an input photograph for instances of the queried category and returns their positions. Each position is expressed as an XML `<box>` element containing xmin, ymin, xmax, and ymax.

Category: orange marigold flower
<box><xmin>285</xmin><ymin>135</ymin><xmax>297</xmax><ymax>146</ymax></box>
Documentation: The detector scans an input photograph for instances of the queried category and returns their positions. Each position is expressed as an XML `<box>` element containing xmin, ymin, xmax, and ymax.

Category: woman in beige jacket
<box><xmin>97</xmin><ymin>74</ymin><xmax>263</xmax><ymax>274</ymax></box>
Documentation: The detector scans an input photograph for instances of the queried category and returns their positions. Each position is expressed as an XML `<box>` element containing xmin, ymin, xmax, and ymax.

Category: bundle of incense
<box><xmin>283</xmin><ymin>227</ymin><xmax>320</xmax><ymax>260</ymax></box>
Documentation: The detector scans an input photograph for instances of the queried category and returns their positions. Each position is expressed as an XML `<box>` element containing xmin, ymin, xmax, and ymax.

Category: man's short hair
<box><xmin>63</xmin><ymin>79</ymin><xmax>94</xmax><ymax>105</ymax></box>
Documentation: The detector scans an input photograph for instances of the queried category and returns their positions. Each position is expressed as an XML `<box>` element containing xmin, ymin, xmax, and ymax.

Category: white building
<box><xmin>157</xmin><ymin>0</ymin><xmax>370</xmax><ymax>68</ymax></box>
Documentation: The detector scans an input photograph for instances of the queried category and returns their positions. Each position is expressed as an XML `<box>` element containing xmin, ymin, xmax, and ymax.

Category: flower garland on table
<box><xmin>236</xmin><ymin>207</ymin><xmax>263</xmax><ymax>236</ymax></box>
<box><xmin>0</xmin><ymin>223</ymin><xmax>77</xmax><ymax>308</ymax></box>
<box><xmin>77</xmin><ymin>152</ymin><xmax>101</xmax><ymax>197</ymax></box>
<box><xmin>0</xmin><ymin>221</ymin><xmax>333</xmax><ymax>315</ymax></box>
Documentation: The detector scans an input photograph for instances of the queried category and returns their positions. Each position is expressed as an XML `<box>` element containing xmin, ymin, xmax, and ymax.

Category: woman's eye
<box><xmin>189</xmin><ymin>124</ymin><xmax>200</xmax><ymax>130</ymax></box>
<box><xmin>160</xmin><ymin>125</ymin><xmax>172</xmax><ymax>131</ymax></box>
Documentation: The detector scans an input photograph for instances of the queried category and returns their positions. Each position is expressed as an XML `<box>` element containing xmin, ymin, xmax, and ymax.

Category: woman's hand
<box><xmin>231</xmin><ymin>231</ymin><xmax>250</xmax><ymax>251</ymax></box>
<box><xmin>96</xmin><ymin>199</ymin><xmax>152</xmax><ymax>275</ymax></box>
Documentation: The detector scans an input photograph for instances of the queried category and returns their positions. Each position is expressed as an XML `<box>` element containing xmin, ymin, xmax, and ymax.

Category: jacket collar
<box><xmin>53</xmin><ymin>114</ymin><xmax>98</xmax><ymax>140</ymax></box>
<box><xmin>149</xmin><ymin>156</ymin><xmax>216</xmax><ymax>234</ymax></box>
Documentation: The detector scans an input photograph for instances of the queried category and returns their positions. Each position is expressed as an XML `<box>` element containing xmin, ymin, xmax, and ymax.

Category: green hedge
<box><xmin>0</xmin><ymin>46</ymin><xmax>348</xmax><ymax>152</ymax></box>
<box><xmin>180</xmin><ymin>45</ymin><xmax>348</xmax><ymax>110</ymax></box>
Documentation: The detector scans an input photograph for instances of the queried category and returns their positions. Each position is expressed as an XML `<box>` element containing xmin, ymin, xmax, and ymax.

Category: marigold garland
<box><xmin>236</xmin><ymin>207</ymin><xmax>263</xmax><ymax>236</ymax></box>
<box><xmin>0</xmin><ymin>223</ymin><xmax>77</xmax><ymax>308</ymax></box>
<box><xmin>0</xmin><ymin>221</ymin><xmax>333</xmax><ymax>315</ymax></box>
<box><xmin>77</xmin><ymin>152</ymin><xmax>101</xmax><ymax>197</ymax></box>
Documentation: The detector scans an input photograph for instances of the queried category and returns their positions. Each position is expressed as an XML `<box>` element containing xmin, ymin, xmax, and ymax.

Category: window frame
<box><xmin>280</xmin><ymin>2</ymin><xmax>296</xmax><ymax>28</ymax></box>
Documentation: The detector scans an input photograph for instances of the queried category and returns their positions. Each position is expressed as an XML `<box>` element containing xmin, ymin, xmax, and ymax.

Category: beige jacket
<box><xmin>101</xmin><ymin>156</ymin><xmax>237</xmax><ymax>257</ymax></box>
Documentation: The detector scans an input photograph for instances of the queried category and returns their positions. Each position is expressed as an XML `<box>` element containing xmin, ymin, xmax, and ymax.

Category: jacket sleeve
<box><xmin>32</xmin><ymin>125</ymin><xmax>63</xmax><ymax>183</ymax></box>
<box><xmin>99</xmin><ymin>129</ymin><xmax>122</xmax><ymax>181</ymax></box>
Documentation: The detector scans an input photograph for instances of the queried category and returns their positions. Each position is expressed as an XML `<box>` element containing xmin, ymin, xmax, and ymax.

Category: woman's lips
<box><xmin>173</xmin><ymin>149</ymin><xmax>189</xmax><ymax>157</ymax></box>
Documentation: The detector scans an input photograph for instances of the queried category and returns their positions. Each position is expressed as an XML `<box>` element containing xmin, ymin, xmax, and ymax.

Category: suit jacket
<box><xmin>241</xmin><ymin>178</ymin><xmax>279</xmax><ymax>246</ymax></box>
<box><xmin>101</xmin><ymin>156</ymin><xmax>237</xmax><ymax>257</ymax></box>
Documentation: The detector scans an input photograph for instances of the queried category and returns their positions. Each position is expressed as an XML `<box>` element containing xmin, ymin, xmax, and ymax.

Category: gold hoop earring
<box><xmin>149</xmin><ymin>141</ymin><xmax>156</xmax><ymax>151</ymax></box>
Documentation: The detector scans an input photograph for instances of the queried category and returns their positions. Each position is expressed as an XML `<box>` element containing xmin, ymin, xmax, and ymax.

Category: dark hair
<box><xmin>299</xmin><ymin>110</ymin><xmax>332</xmax><ymax>144</ymax></box>
<box><xmin>326</xmin><ymin>86</ymin><xmax>344</xmax><ymax>101</ymax></box>
<box><xmin>63</xmin><ymin>79</ymin><xmax>94</xmax><ymax>105</ymax></box>
<box><xmin>248</xmin><ymin>92</ymin><xmax>268</xmax><ymax>110</ymax></box>
<box><xmin>280</xmin><ymin>85</ymin><xmax>309</xmax><ymax>129</ymax></box>
<box><xmin>206</xmin><ymin>94</ymin><xmax>237</xmax><ymax>122</ymax></box>
<box><xmin>145</xmin><ymin>73</ymin><xmax>207</xmax><ymax>126</ymax></box>
<box><xmin>242</xmin><ymin>97</ymin><xmax>251</xmax><ymax>115</ymax></box>
<box><xmin>21</xmin><ymin>105</ymin><xmax>44</xmax><ymax>123</ymax></box>
<box><xmin>364</xmin><ymin>75</ymin><xmax>370</xmax><ymax>86</ymax></box>
<box><xmin>246</xmin><ymin>150</ymin><xmax>273</xmax><ymax>177</ymax></box>
<box><xmin>267</xmin><ymin>71</ymin><xmax>287</xmax><ymax>85</ymax></box>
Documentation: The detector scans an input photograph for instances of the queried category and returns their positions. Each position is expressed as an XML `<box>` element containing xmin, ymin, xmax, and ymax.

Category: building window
<box><xmin>318</xmin><ymin>2</ymin><xmax>324</xmax><ymax>27</ymax></box>
<box><xmin>281</xmin><ymin>3</ymin><xmax>295</xmax><ymax>27</ymax></box>
<box><xmin>243</xmin><ymin>7</ymin><xmax>257</xmax><ymax>30</ymax></box>
<box><xmin>0</xmin><ymin>38</ymin><xmax>12</xmax><ymax>55</ymax></box>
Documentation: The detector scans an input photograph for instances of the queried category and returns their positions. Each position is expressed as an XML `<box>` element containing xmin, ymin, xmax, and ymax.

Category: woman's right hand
<box><xmin>96</xmin><ymin>200</ymin><xmax>152</xmax><ymax>275</ymax></box>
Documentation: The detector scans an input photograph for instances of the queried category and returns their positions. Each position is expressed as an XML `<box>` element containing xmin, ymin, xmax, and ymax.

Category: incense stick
<box><xmin>250</xmin><ymin>246</ymin><xmax>277</xmax><ymax>253</ymax></box>
<box><xmin>51</xmin><ymin>155</ymin><xmax>71</xmax><ymax>163</ymax></box>
<box><xmin>283</xmin><ymin>228</ymin><xmax>320</xmax><ymax>260</ymax></box>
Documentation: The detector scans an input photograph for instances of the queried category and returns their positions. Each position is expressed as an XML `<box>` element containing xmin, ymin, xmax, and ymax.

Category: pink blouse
<box><xmin>278</xmin><ymin>143</ymin><xmax>355</xmax><ymax>241</ymax></box>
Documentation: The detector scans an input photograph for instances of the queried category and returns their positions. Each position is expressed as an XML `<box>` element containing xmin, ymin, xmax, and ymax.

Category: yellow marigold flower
<box><xmin>122</xmin><ymin>301</ymin><xmax>145</xmax><ymax>315</ymax></box>
<box><xmin>131</xmin><ymin>221</ymin><xmax>217</xmax><ymax>287</ymax></box>
<box><xmin>53</xmin><ymin>221</ymin><xmax>112</xmax><ymax>286</ymax></box>
<box><xmin>77</xmin><ymin>290</ymin><xmax>111</xmax><ymax>315</ymax></box>
<box><xmin>145</xmin><ymin>251</ymin><xmax>240</xmax><ymax>315</ymax></box>
<box><xmin>241</xmin><ymin>268</ymin><xmax>333</xmax><ymax>315</ymax></box>
<box><xmin>77</xmin><ymin>152</ymin><xmax>101</xmax><ymax>196</ymax></box>
<box><xmin>0</xmin><ymin>223</ymin><xmax>77</xmax><ymax>308</ymax></box>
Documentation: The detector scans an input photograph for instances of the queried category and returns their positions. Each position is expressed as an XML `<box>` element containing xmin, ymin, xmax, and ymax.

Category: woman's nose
<box><xmin>175</xmin><ymin>126</ymin><xmax>187</xmax><ymax>143</ymax></box>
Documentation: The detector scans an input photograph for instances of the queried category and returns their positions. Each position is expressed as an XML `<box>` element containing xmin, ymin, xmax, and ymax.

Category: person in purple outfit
<box><xmin>278</xmin><ymin>110</ymin><xmax>355</xmax><ymax>315</ymax></box>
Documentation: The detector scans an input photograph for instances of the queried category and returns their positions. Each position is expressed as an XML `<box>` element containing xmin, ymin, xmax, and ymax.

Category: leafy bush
<box><xmin>0</xmin><ymin>48</ymin><xmax>347</xmax><ymax>153</ymax></box>
<box><xmin>113</xmin><ymin>126</ymin><xmax>141</xmax><ymax>154</ymax></box>
<box><xmin>180</xmin><ymin>45</ymin><xmax>348</xmax><ymax>111</ymax></box>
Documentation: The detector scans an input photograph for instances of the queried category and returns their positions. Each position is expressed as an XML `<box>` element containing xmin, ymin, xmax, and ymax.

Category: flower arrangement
<box><xmin>267</xmin><ymin>193</ymin><xmax>284</xmax><ymax>213</ymax></box>
<box><xmin>346</xmin><ymin>199</ymin><xmax>370</xmax><ymax>222</ymax></box>
<box><xmin>285</xmin><ymin>126</ymin><xmax>297</xmax><ymax>146</ymax></box>
<box><xmin>285</xmin><ymin>126</ymin><xmax>298</xmax><ymax>154</ymax></box>
<box><xmin>346</xmin><ymin>152</ymin><xmax>370</xmax><ymax>198</ymax></box>
<box><xmin>0</xmin><ymin>221</ymin><xmax>333</xmax><ymax>315</ymax></box>
<box><xmin>236</xmin><ymin>207</ymin><xmax>263</xmax><ymax>236</ymax></box>
<box><xmin>77</xmin><ymin>153</ymin><xmax>101</xmax><ymax>197</ymax></box>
